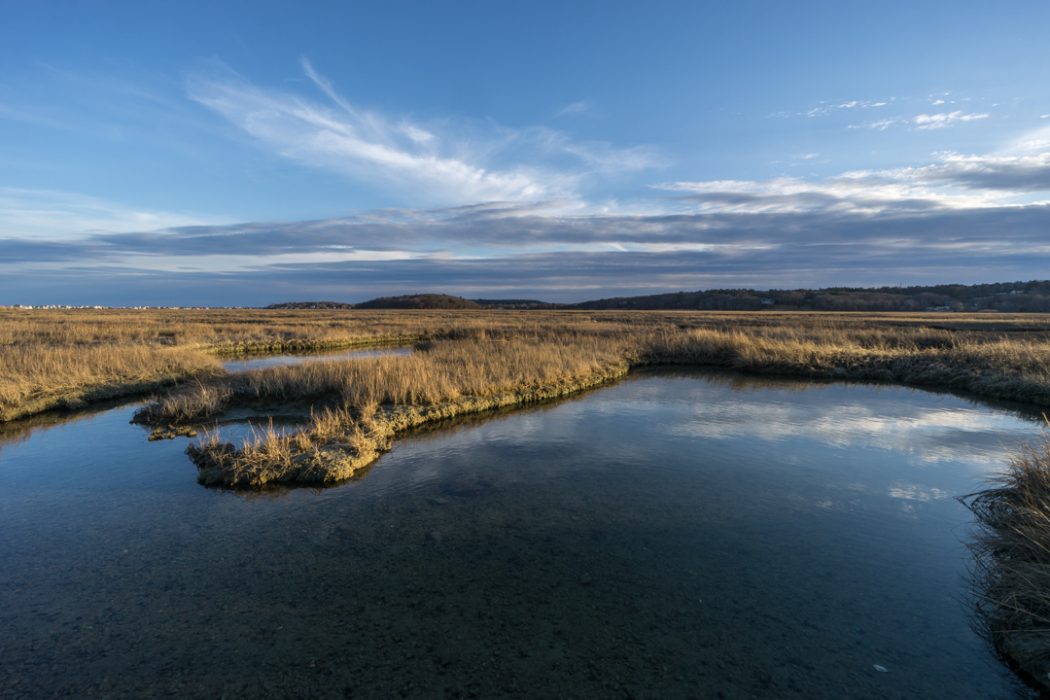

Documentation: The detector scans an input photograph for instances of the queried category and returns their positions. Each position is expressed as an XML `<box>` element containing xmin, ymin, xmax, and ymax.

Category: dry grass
<box><xmin>114</xmin><ymin>312</ymin><xmax>1050</xmax><ymax>488</ymax></box>
<box><xmin>6</xmin><ymin>308</ymin><xmax>1050</xmax><ymax>484</ymax></box>
<box><xmin>8</xmin><ymin>306</ymin><xmax>1050</xmax><ymax>679</ymax></box>
<box><xmin>964</xmin><ymin>429</ymin><xmax>1050</xmax><ymax>690</ymax></box>
<box><xmin>0</xmin><ymin>307</ymin><xmax>496</xmax><ymax>421</ymax></box>
<box><xmin>0</xmin><ymin>344</ymin><xmax>223</xmax><ymax>421</ymax></box>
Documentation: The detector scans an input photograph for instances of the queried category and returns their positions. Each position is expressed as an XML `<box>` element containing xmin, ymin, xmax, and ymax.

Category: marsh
<box><xmin>0</xmin><ymin>370</ymin><xmax>1042</xmax><ymax>698</ymax></box>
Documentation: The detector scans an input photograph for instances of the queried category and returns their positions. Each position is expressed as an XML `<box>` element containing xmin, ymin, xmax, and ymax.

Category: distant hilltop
<box><xmin>265</xmin><ymin>301</ymin><xmax>356</xmax><ymax>309</ymax></box>
<box><xmin>264</xmin><ymin>280</ymin><xmax>1050</xmax><ymax>313</ymax></box>
<box><xmin>355</xmin><ymin>294</ymin><xmax>481</xmax><ymax>310</ymax></box>
<box><xmin>267</xmin><ymin>294</ymin><xmax>482</xmax><ymax>310</ymax></box>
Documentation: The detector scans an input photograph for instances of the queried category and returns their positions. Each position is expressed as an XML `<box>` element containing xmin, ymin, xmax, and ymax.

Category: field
<box><xmin>5</xmin><ymin>308</ymin><xmax>1050</xmax><ymax>484</ymax></box>
<box><xmin>4</xmin><ymin>306</ymin><xmax>1050</xmax><ymax>683</ymax></box>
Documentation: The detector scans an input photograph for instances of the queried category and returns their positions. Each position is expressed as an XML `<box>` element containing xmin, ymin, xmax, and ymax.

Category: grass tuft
<box><xmin>964</xmin><ymin>419</ymin><xmax>1050</xmax><ymax>688</ymax></box>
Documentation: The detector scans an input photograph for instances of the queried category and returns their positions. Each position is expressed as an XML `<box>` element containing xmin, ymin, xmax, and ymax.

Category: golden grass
<box><xmin>0</xmin><ymin>344</ymin><xmax>223</xmax><ymax>421</ymax></box>
<box><xmin>113</xmin><ymin>312</ymin><xmax>1050</xmax><ymax>488</ymax></box>
<box><xmin>6</xmin><ymin>308</ymin><xmax>1050</xmax><ymax>484</ymax></box>
<box><xmin>0</xmin><ymin>307</ymin><xmax>483</xmax><ymax>421</ymax></box>
<box><xmin>8</xmin><ymin>306</ymin><xmax>1050</xmax><ymax>679</ymax></box>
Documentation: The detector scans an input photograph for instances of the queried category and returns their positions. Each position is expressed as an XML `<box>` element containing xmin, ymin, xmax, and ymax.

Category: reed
<box><xmin>124</xmin><ymin>317</ymin><xmax>1050</xmax><ymax>488</ymax></box>
<box><xmin>964</xmin><ymin>427</ymin><xmax>1050</xmax><ymax>690</ymax></box>
<box><xmin>6</xmin><ymin>308</ymin><xmax>1050</xmax><ymax>480</ymax></box>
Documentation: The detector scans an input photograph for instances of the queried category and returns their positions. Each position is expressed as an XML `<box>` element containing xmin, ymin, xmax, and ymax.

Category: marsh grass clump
<box><xmin>178</xmin><ymin>338</ymin><xmax>632</xmax><ymax>487</ymax></box>
<box><xmin>0</xmin><ymin>344</ymin><xmax>223</xmax><ymax>422</ymax></box>
<box><xmin>965</xmin><ymin>429</ymin><xmax>1050</xmax><ymax>689</ymax></box>
<box><xmin>133</xmin><ymin>379</ymin><xmax>233</xmax><ymax>427</ymax></box>
<box><xmin>7</xmin><ymin>307</ymin><xmax>1050</xmax><ymax>486</ymax></box>
<box><xmin>114</xmin><ymin>312</ymin><xmax>1050</xmax><ymax>488</ymax></box>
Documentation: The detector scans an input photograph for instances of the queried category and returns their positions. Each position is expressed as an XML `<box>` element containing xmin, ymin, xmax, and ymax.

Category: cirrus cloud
<box><xmin>186</xmin><ymin>59</ymin><xmax>663</xmax><ymax>207</ymax></box>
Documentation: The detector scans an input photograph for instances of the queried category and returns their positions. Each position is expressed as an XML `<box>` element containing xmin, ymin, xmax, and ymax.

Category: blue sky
<box><xmin>3</xmin><ymin>1</ymin><xmax>1050</xmax><ymax>305</ymax></box>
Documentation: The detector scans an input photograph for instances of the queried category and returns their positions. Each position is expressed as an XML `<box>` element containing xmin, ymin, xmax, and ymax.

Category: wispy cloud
<box><xmin>0</xmin><ymin>187</ymin><xmax>220</xmax><ymax>241</ymax></box>
<box><xmin>913</xmin><ymin>110</ymin><xmax>989</xmax><ymax>130</ymax></box>
<box><xmin>5</xmin><ymin>105</ymin><xmax>1050</xmax><ymax>305</ymax></box>
<box><xmin>555</xmin><ymin>100</ymin><xmax>591</xmax><ymax>118</ymax></box>
<box><xmin>850</xmin><ymin>110</ymin><xmax>991</xmax><ymax>132</ymax></box>
<box><xmin>851</xmin><ymin>118</ymin><xmax>906</xmax><ymax>131</ymax></box>
<box><xmin>654</xmin><ymin>123</ymin><xmax>1050</xmax><ymax>214</ymax></box>
<box><xmin>7</xmin><ymin>191</ymin><xmax>1050</xmax><ymax>304</ymax></box>
<box><xmin>187</xmin><ymin>60</ymin><xmax>661</xmax><ymax>206</ymax></box>
<box><xmin>782</xmin><ymin>98</ymin><xmax>892</xmax><ymax>119</ymax></box>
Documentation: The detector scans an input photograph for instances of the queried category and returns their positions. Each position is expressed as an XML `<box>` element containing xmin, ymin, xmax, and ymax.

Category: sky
<box><xmin>2</xmin><ymin>0</ymin><xmax>1050</xmax><ymax>305</ymax></box>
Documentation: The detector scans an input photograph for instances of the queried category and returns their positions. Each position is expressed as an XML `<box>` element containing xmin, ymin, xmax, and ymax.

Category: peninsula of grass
<box><xmin>0</xmin><ymin>307</ymin><xmax>480</xmax><ymax>421</ymax></box>
<box><xmin>117</xmin><ymin>312</ymin><xmax>1050</xmax><ymax>488</ymax></box>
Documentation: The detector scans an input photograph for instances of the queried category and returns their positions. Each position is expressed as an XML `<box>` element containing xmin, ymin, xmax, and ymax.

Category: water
<box><xmin>0</xmin><ymin>371</ymin><xmax>1043</xmax><ymax>698</ymax></box>
<box><xmin>221</xmin><ymin>345</ymin><xmax>411</xmax><ymax>372</ymax></box>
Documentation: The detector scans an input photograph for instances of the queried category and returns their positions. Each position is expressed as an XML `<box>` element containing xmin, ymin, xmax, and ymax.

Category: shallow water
<box><xmin>221</xmin><ymin>345</ymin><xmax>411</xmax><ymax>372</ymax></box>
<box><xmin>0</xmin><ymin>371</ymin><xmax>1043</xmax><ymax>698</ymax></box>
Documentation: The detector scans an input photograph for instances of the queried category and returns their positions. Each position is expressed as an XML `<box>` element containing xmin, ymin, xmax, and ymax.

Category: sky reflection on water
<box><xmin>0</xmin><ymin>371</ymin><xmax>1043</xmax><ymax>698</ymax></box>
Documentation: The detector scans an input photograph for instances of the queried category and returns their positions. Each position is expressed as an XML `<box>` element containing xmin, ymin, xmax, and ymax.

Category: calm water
<box><xmin>0</xmin><ymin>371</ymin><xmax>1043</xmax><ymax>698</ymax></box>
<box><xmin>222</xmin><ymin>346</ymin><xmax>411</xmax><ymax>372</ymax></box>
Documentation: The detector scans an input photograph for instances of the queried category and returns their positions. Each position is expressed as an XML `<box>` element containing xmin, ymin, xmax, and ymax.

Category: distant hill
<box><xmin>472</xmin><ymin>299</ymin><xmax>563</xmax><ymax>310</ymax></box>
<box><xmin>266</xmin><ymin>301</ymin><xmax>356</xmax><ymax>309</ymax></box>
<box><xmin>266</xmin><ymin>281</ymin><xmax>1050</xmax><ymax>313</ymax></box>
<box><xmin>571</xmin><ymin>281</ymin><xmax>1050</xmax><ymax>312</ymax></box>
<box><xmin>354</xmin><ymin>294</ymin><xmax>481</xmax><ymax>310</ymax></box>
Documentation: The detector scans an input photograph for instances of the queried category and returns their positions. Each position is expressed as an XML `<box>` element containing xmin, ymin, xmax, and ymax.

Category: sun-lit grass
<box><xmin>8</xmin><ymin>306</ymin><xmax>1050</xmax><ymax>679</ymax></box>
<box><xmin>6</xmin><ymin>308</ymin><xmax>1050</xmax><ymax>481</ymax></box>
<box><xmin>109</xmin><ymin>311</ymin><xmax>1050</xmax><ymax>487</ymax></box>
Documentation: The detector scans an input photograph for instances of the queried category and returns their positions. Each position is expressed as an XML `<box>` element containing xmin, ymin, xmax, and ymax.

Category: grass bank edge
<box><xmin>0</xmin><ymin>333</ymin><xmax>424</xmax><ymax>423</ymax></box>
<box><xmin>170</xmin><ymin>333</ymin><xmax>1050</xmax><ymax>488</ymax></box>
<box><xmin>963</xmin><ymin>430</ymin><xmax>1050</xmax><ymax>694</ymax></box>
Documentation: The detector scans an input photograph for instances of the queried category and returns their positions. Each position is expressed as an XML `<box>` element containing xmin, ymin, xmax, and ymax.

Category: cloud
<box><xmin>801</xmin><ymin>98</ymin><xmax>892</xmax><ymax>118</ymax></box>
<box><xmin>851</xmin><ymin>118</ymin><xmax>905</xmax><ymax>131</ymax></box>
<box><xmin>0</xmin><ymin>187</ymin><xmax>220</xmax><ymax>241</ymax></box>
<box><xmin>6</xmin><ymin>193</ymin><xmax>1050</xmax><ymax>305</ymax></box>
<box><xmin>555</xmin><ymin>100</ymin><xmax>591</xmax><ymax>118</ymax></box>
<box><xmin>654</xmin><ymin>130</ymin><xmax>1050</xmax><ymax>213</ymax></box>
<box><xmin>5</xmin><ymin>116</ymin><xmax>1050</xmax><ymax>306</ymax></box>
<box><xmin>187</xmin><ymin>61</ymin><xmax>660</xmax><ymax>206</ymax></box>
<box><xmin>918</xmin><ymin>151</ymin><xmax>1050</xmax><ymax>191</ymax></box>
<box><xmin>851</xmin><ymin>110</ymin><xmax>990</xmax><ymax>132</ymax></box>
<box><xmin>913</xmin><ymin>110</ymin><xmax>989</xmax><ymax>130</ymax></box>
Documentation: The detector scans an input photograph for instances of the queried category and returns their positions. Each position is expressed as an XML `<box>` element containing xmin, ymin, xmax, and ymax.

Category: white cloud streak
<box><xmin>913</xmin><ymin>110</ymin><xmax>989</xmax><ymax>130</ymax></box>
<box><xmin>851</xmin><ymin>110</ymin><xmax>990</xmax><ymax>132</ymax></box>
<box><xmin>555</xmin><ymin>100</ymin><xmax>591</xmax><ymax>117</ymax></box>
<box><xmin>0</xmin><ymin>187</ymin><xmax>220</xmax><ymax>241</ymax></box>
<box><xmin>187</xmin><ymin>61</ymin><xmax>661</xmax><ymax>207</ymax></box>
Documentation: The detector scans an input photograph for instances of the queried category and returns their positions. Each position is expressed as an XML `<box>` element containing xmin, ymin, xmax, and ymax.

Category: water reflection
<box><xmin>0</xmin><ymin>371</ymin><xmax>1042</xmax><ymax>698</ymax></box>
<box><xmin>222</xmin><ymin>345</ymin><xmax>411</xmax><ymax>372</ymax></box>
<box><xmin>654</xmin><ymin>373</ymin><xmax>1037</xmax><ymax>467</ymax></box>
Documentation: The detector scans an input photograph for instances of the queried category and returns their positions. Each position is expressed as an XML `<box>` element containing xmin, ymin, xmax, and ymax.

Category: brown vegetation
<box><xmin>114</xmin><ymin>311</ymin><xmax>1050</xmax><ymax>489</ymax></box>
<box><xmin>7</xmin><ymin>306</ymin><xmax>1050</xmax><ymax>682</ymax></box>
<box><xmin>6</xmin><ymin>309</ymin><xmax>1050</xmax><ymax>482</ymax></box>
<box><xmin>0</xmin><ymin>306</ymin><xmax>480</xmax><ymax>421</ymax></box>
<box><xmin>964</xmin><ymin>430</ymin><xmax>1050</xmax><ymax>691</ymax></box>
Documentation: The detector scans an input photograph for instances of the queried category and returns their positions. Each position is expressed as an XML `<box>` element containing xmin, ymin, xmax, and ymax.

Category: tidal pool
<box><xmin>221</xmin><ymin>345</ymin><xmax>411</xmax><ymax>372</ymax></box>
<box><xmin>0</xmin><ymin>371</ymin><xmax>1044</xmax><ymax>698</ymax></box>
